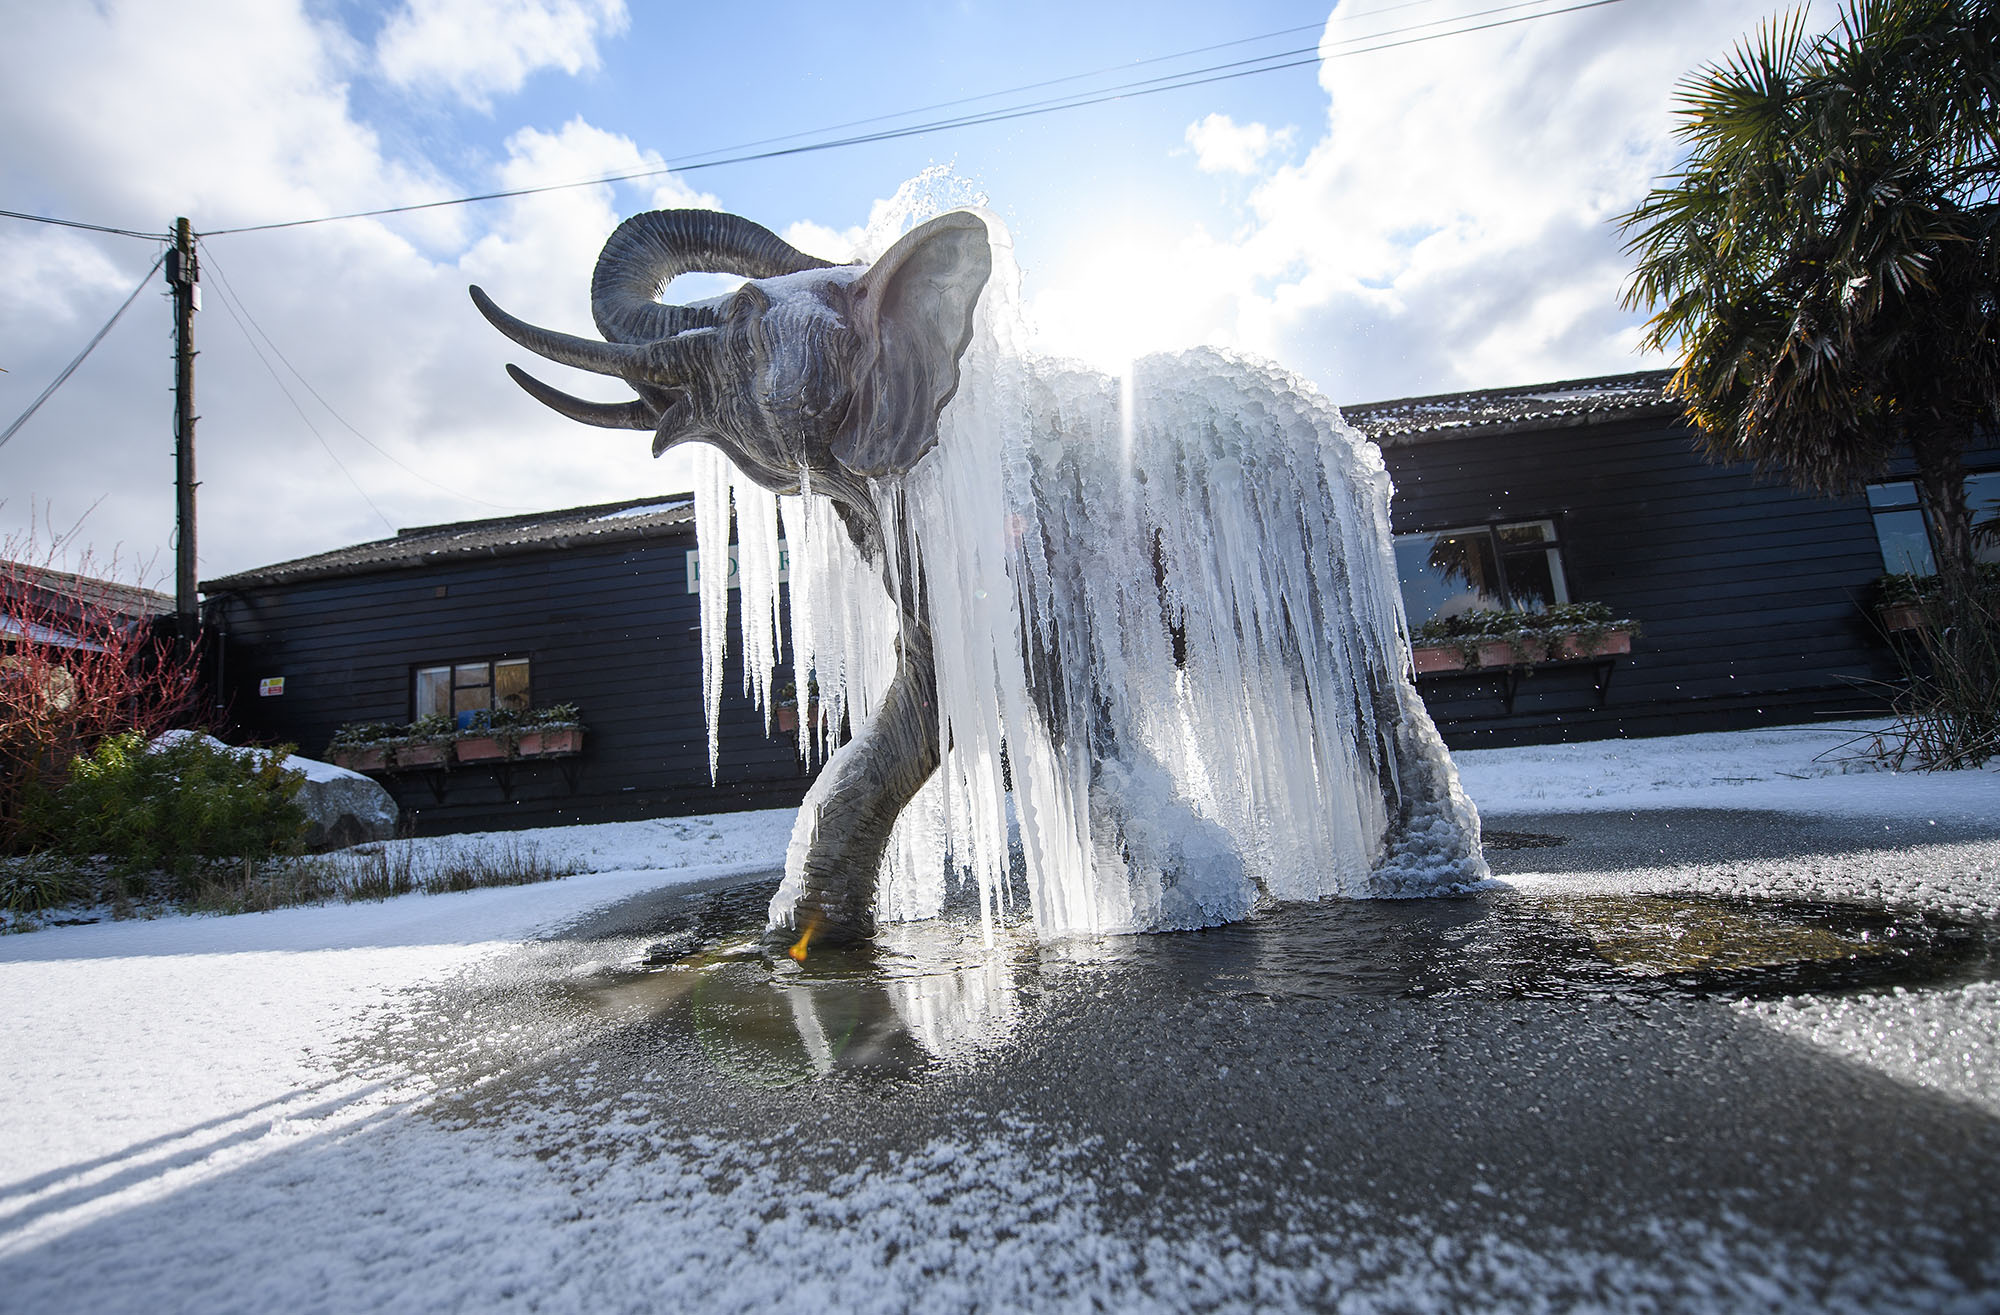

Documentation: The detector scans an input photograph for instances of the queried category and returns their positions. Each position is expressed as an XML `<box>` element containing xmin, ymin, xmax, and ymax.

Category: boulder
<box><xmin>151</xmin><ymin>731</ymin><xmax>400</xmax><ymax>849</ymax></box>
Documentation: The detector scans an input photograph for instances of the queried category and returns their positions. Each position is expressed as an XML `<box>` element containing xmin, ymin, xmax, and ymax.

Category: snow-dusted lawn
<box><xmin>2</xmin><ymin>723</ymin><xmax>1996</xmax><ymax>1313</ymax></box>
<box><xmin>0</xmin><ymin>811</ymin><xmax>794</xmax><ymax>1257</ymax></box>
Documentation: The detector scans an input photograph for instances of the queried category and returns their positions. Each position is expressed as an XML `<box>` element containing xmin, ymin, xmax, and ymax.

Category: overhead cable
<box><xmin>202</xmin><ymin>0</ymin><xmax>1632</xmax><ymax>238</ymax></box>
<box><xmin>0</xmin><ymin>208</ymin><xmax>163</xmax><ymax>241</ymax></box>
<box><xmin>200</xmin><ymin>256</ymin><xmax>397</xmax><ymax>533</ymax></box>
<box><xmin>1</xmin><ymin>251</ymin><xmax>167</xmax><ymax>452</ymax></box>
<box><xmin>197</xmin><ymin>241</ymin><xmax>535</xmax><ymax>512</ymax></box>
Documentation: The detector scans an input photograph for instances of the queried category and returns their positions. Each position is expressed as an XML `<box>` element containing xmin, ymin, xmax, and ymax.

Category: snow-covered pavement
<box><xmin>2</xmin><ymin>723</ymin><xmax>1997</xmax><ymax>1313</ymax></box>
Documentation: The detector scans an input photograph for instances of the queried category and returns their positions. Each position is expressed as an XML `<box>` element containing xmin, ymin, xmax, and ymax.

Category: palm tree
<box><xmin>1618</xmin><ymin>0</ymin><xmax>1999</xmax><ymax>606</ymax></box>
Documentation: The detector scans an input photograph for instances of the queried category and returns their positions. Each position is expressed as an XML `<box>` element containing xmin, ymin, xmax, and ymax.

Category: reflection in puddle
<box><xmin>575</xmin><ymin>881</ymin><xmax>1993</xmax><ymax>1087</ymax></box>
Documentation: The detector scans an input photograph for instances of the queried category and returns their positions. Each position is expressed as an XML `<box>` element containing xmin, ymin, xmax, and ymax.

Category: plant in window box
<box><xmin>770</xmin><ymin>681</ymin><xmax>800</xmax><ymax>733</ymax></box>
<box><xmin>512</xmin><ymin>703</ymin><xmax>584</xmax><ymax>757</ymax></box>
<box><xmin>460</xmin><ymin>704</ymin><xmax>586</xmax><ymax>760</ymax></box>
<box><xmin>325</xmin><ymin>722</ymin><xmax>405</xmax><ymax>772</ymax></box>
<box><xmin>1872</xmin><ymin>567</ymin><xmax>2000</xmax><ymax>634</ymax></box>
<box><xmin>1410</xmin><ymin>603</ymin><xmax>1636</xmax><ymax>672</ymax></box>
<box><xmin>391</xmin><ymin>713</ymin><xmax>458</xmax><ymax>768</ymax></box>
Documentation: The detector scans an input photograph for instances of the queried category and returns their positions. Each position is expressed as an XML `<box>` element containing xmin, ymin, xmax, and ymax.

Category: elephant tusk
<box><xmin>469</xmin><ymin>285</ymin><xmax>652</xmax><ymax>380</ymax></box>
<box><xmin>504</xmin><ymin>365</ymin><xmax>657</xmax><ymax>429</ymax></box>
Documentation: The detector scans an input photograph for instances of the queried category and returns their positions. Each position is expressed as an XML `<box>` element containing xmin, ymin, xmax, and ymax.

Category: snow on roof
<box><xmin>203</xmin><ymin>493</ymin><xmax>701</xmax><ymax>592</ymax></box>
<box><xmin>1342</xmin><ymin>370</ymin><xmax>1678</xmax><ymax>444</ymax></box>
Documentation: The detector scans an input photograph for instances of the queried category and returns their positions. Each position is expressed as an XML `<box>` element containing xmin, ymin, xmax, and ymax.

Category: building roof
<box><xmin>203</xmin><ymin>493</ymin><xmax>697</xmax><ymax>592</ymax></box>
<box><xmin>1341</xmin><ymin>369</ymin><xmax>1678</xmax><ymax>444</ymax></box>
<box><xmin>2</xmin><ymin>561</ymin><xmax>173</xmax><ymax>622</ymax></box>
<box><xmin>206</xmin><ymin>371</ymin><xmax>1684</xmax><ymax>593</ymax></box>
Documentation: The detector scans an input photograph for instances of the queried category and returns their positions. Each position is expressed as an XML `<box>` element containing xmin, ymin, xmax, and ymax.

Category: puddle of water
<box><xmin>574</xmin><ymin>881</ymin><xmax>1994</xmax><ymax>1087</ymax></box>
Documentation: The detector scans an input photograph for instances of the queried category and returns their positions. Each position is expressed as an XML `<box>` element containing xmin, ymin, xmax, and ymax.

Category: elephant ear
<box><xmin>832</xmin><ymin>211</ymin><xmax>991</xmax><ymax>477</ymax></box>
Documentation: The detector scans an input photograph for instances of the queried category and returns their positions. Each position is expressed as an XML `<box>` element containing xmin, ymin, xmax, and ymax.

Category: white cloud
<box><xmin>0</xmin><ymin>0</ymin><xmax>710</xmax><ymax>577</ymax></box>
<box><xmin>376</xmin><ymin>0</ymin><xmax>628</xmax><ymax>109</ymax></box>
<box><xmin>1032</xmin><ymin>0</ymin><xmax>1795</xmax><ymax>402</ymax></box>
<box><xmin>1184</xmin><ymin>113</ymin><xmax>1294</xmax><ymax>174</ymax></box>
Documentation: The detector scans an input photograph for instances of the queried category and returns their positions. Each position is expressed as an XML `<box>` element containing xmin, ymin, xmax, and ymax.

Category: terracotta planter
<box><xmin>774</xmin><ymin>705</ymin><xmax>799</xmax><ymax>733</ymax></box>
<box><xmin>1476</xmin><ymin>640</ymin><xmax>1526</xmax><ymax>668</ymax></box>
<box><xmin>329</xmin><ymin>745</ymin><xmax>386</xmax><ymax>772</ymax></box>
<box><xmin>1877</xmin><ymin>602</ymin><xmax>1924</xmax><ymax>633</ymax></box>
<box><xmin>517</xmin><ymin>728</ymin><xmax>583</xmax><ymax>756</ymax></box>
<box><xmin>1412</xmin><ymin>644</ymin><xmax>1466</xmax><ymax>674</ymax></box>
<box><xmin>1552</xmin><ymin>629</ymin><xmax>1633</xmax><ymax>660</ymax></box>
<box><xmin>455</xmin><ymin>735</ymin><xmax>506</xmax><ymax>763</ymax></box>
<box><xmin>392</xmin><ymin>743</ymin><xmax>447</xmax><ymax>768</ymax></box>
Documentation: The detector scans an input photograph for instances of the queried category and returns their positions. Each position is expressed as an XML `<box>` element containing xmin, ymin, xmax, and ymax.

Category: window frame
<box><xmin>1867</xmin><ymin>471</ymin><xmax>2000</xmax><ymax>576</ymax></box>
<box><xmin>411</xmin><ymin>654</ymin><xmax>532</xmax><ymax>727</ymax></box>
<box><xmin>1391</xmin><ymin>517</ymin><xmax>1572</xmax><ymax>627</ymax></box>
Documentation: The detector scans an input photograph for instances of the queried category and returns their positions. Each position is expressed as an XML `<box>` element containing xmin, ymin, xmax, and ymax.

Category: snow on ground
<box><xmin>0</xmin><ymin>808</ymin><xmax>794</xmax><ymax>1258</ymax></box>
<box><xmin>1456</xmin><ymin>718</ymin><xmax>1999</xmax><ymax>821</ymax></box>
<box><xmin>3</xmin><ymin>724</ymin><xmax>1998</xmax><ymax>1312</ymax></box>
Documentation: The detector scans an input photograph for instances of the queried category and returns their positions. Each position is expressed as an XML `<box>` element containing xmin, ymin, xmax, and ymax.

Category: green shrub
<box><xmin>0</xmin><ymin>856</ymin><xmax>76</xmax><ymax>915</ymax></box>
<box><xmin>28</xmin><ymin>732</ymin><xmax>308</xmax><ymax>893</ymax></box>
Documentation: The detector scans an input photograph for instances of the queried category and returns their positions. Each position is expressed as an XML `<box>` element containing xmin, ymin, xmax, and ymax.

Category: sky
<box><xmin>0</xmin><ymin>0</ymin><xmax>1797</xmax><ymax>581</ymax></box>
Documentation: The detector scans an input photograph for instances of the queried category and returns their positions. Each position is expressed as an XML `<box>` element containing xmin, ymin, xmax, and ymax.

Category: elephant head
<box><xmin>469</xmin><ymin>208</ymin><xmax>992</xmax><ymax>552</ymax></box>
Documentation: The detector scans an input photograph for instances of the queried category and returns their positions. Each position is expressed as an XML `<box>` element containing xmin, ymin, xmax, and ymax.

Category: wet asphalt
<box><xmin>357</xmin><ymin>807</ymin><xmax>2000</xmax><ymax>1305</ymax></box>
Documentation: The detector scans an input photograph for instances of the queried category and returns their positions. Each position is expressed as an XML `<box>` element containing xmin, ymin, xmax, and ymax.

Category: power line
<box><xmin>199</xmin><ymin>255</ymin><xmax>397</xmax><ymax>534</ymax></box>
<box><xmin>0</xmin><ymin>208</ymin><xmax>162</xmax><ymax>241</ymax></box>
<box><xmin>657</xmin><ymin>17</ymin><xmax>1337</xmax><ymax>170</ymax></box>
<box><xmin>1</xmin><ymin>250</ymin><xmax>166</xmax><ymax>452</ymax></box>
<box><xmin>203</xmin><ymin>0</ymin><xmax>1633</xmax><ymax>238</ymax></box>
<box><xmin>196</xmin><ymin>240</ymin><xmax>534</xmax><ymax>512</ymax></box>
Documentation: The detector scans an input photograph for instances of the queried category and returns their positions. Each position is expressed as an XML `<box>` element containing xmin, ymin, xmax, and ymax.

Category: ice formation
<box><xmin>690</xmin><ymin>190</ymin><xmax>1487</xmax><ymax>942</ymax></box>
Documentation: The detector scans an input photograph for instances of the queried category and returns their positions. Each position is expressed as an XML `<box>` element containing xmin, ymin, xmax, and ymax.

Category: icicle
<box><xmin>690</xmin><ymin>444</ymin><xmax>733</xmax><ymax>783</ymax></box>
<box><xmin>709</xmin><ymin>185</ymin><xmax>1484</xmax><ymax>945</ymax></box>
<box><xmin>731</xmin><ymin>471</ymin><xmax>784</xmax><ymax>726</ymax></box>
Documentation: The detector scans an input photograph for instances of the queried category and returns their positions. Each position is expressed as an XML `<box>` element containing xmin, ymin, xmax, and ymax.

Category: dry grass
<box><xmin>6</xmin><ymin>836</ymin><xmax>583</xmax><ymax>928</ymax></box>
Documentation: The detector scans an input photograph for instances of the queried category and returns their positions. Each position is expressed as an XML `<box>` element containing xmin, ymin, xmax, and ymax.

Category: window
<box><xmin>414</xmin><ymin>657</ymin><xmax>530</xmax><ymax>727</ymax></box>
<box><xmin>1393</xmin><ymin>520</ymin><xmax>1569</xmax><ymax>627</ymax></box>
<box><xmin>1868</xmin><ymin>472</ymin><xmax>2000</xmax><ymax>575</ymax></box>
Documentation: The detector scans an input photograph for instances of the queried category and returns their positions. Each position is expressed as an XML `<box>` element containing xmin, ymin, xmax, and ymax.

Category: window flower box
<box><xmin>1553</xmin><ymin>629</ymin><xmax>1632</xmax><ymax>660</ymax></box>
<box><xmin>454</xmin><ymin>735</ymin><xmax>506</xmax><ymax>763</ymax></box>
<box><xmin>516</xmin><ymin>727</ymin><xmax>583</xmax><ymax>756</ymax></box>
<box><xmin>328</xmin><ymin>706</ymin><xmax>586</xmax><ymax>774</ymax></box>
<box><xmin>1412</xmin><ymin>644</ymin><xmax>1468</xmax><ymax>674</ymax></box>
<box><xmin>1410</xmin><ymin>604</ymin><xmax>1637</xmax><ymax>674</ymax></box>
<box><xmin>1877</xmin><ymin>601</ymin><xmax>1925</xmax><ymax>632</ymax></box>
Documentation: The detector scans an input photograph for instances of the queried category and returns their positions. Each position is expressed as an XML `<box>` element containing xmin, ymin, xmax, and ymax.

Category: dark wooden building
<box><xmin>1345</xmin><ymin>369</ymin><xmax>1998</xmax><ymax>747</ymax></box>
<box><xmin>205</xmin><ymin>371</ymin><xmax>1999</xmax><ymax>830</ymax></box>
<box><xmin>203</xmin><ymin>497</ymin><xmax>811</xmax><ymax>834</ymax></box>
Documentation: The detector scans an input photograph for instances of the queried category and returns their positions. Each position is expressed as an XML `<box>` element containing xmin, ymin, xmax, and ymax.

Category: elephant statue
<box><xmin>471</xmin><ymin>209</ymin><xmax>992</xmax><ymax>946</ymax></box>
<box><xmin>473</xmin><ymin>206</ymin><xmax>1488</xmax><ymax>953</ymax></box>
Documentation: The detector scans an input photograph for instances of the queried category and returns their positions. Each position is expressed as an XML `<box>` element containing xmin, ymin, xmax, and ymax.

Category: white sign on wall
<box><xmin>685</xmin><ymin>541</ymin><xmax>790</xmax><ymax>594</ymax></box>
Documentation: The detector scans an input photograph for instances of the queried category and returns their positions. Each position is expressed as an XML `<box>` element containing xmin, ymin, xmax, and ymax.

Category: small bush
<box><xmin>0</xmin><ymin>856</ymin><xmax>76</xmax><ymax>915</ymax></box>
<box><xmin>26</xmin><ymin>732</ymin><xmax>308</xmax><ymax>893</ymax></box>
<box><xmin>1874</xmin><ymin>590</ymin><xmax>2000</xmax><ymax>770</ymax></box>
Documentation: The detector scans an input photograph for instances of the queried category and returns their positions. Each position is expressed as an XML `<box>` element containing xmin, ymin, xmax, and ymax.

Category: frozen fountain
<box><xmin>471</xmin><ymin>184</ymin><xmax>1487</xmax><ymax>947</ymax></box>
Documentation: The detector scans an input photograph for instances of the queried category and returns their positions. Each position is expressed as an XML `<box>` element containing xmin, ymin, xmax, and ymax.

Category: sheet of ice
<box><xmin>3</xmin><ymin>737</ymin><xmax>1998</xmax><ymax>1311</ymax></box>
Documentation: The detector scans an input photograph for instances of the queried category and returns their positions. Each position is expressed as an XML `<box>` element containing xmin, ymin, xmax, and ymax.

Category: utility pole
<box><xmin>167</xmin><ymin>217</ymin><xmax>198</xmax><ymax>639</ymax></box>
